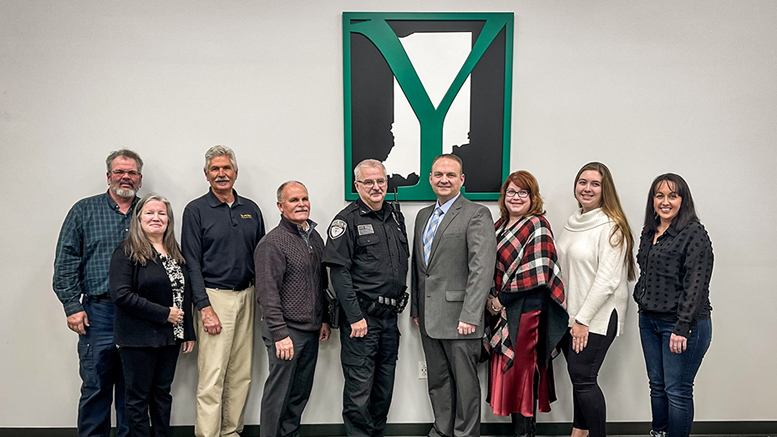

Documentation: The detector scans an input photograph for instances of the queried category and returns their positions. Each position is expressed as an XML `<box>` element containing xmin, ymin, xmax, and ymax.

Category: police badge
<box><xmin>329</xmin><ymin>219</ymin><xmax>347</xmax><ymax>239</ymax></box>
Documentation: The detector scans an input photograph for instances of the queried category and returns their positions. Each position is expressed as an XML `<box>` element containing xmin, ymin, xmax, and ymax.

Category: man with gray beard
<box><xmin>53</xmin><ymin>149</ymin><xmax>144</xmax><ymax>437</ymax></box>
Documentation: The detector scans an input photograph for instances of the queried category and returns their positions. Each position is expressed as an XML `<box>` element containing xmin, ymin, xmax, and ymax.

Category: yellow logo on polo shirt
<box><xmin>240</xmin><ymin>214</ymin><xmax>253</xmax><ymax>219</ymax></box>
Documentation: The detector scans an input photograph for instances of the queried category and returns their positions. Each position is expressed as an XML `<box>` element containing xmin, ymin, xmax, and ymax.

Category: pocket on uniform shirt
<box><xmin>397</xmin><ymin>232</ymin><xmax>410</xmax><ymax>258</ymax></box>
<box><xmin>356</xmin><ymin>235</ymin><xmax>381</xmax><ymax>259</ymax></box>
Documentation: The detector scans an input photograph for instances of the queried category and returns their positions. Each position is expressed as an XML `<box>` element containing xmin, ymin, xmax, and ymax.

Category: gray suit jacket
<box><xmin>410</xmin><ymin>195</ymin><xmax>497</xmax><ymax>340</ymax></box>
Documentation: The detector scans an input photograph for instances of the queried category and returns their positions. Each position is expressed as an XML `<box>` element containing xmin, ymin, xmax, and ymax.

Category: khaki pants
<box><xmin>194</xmin><ymin>286</ymin><xmax>255</xmax><ymax>437</ymax></box>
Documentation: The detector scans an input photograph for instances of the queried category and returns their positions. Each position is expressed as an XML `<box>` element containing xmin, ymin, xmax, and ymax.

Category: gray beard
<box><xmin>111</xmin><ymin>186</ymin><xmax>136</xmax><ymax>198</ymax></box>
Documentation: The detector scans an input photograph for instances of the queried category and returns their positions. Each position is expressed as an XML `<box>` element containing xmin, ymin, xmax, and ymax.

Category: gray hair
<box><xmin>124</xmin><ymin>193</ymin><xmax>185</xmax><ymax>265</ymax></box>
<box><xmin>106</xmin><ymin>149</ymin><xmax>144</xmax><ymax>173</ymax></box>
<box><xmin>276</xmin><ymin>180</ymin><xmax>307</xmax><ymax>202</ymax></box>
<box><xmin>354</xmin><ymin>159</ymin><xmax>386</xmax><ymax>181</ymax></box>
<box><xmin>204</xmin><ymin>145</ymin><xmax>238</xmax><ymax>172</ymax></box>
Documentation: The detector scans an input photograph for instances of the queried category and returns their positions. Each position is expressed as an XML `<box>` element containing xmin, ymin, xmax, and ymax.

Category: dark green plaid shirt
<box><xmin>53</xmin><ymin>191</ymin><xmax>138</xmax><ymax>316</ymax></box>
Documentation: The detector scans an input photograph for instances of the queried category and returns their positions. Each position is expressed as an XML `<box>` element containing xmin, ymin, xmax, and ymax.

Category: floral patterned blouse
<box><xmin>159</xmin><ymin>253</ymin><xmax>185</xmax><ymax>340</ymax></box>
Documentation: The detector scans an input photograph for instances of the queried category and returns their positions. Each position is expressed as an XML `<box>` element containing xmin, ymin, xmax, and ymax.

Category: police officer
<box><xmin>324</xmin><ymin>159</ymin><xmax>409</xmax><ymax>437</ymax></box>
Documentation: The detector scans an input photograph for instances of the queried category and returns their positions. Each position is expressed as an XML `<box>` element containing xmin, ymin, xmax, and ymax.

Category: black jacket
<box><xmin>109</xmin><ymin>246</ymin><xmax>196</xmax><ymax>347</ymax></box>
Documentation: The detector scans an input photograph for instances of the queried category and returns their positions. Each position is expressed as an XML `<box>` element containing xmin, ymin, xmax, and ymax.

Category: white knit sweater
<box><xmin>556</xmin><ymin>208</ymin><xmax>629</xmax><ymax>336</ymax></box>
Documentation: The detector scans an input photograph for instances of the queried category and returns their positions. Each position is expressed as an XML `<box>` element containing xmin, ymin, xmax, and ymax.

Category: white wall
<box><xmin>1</xmin><ymin>0</ymin><xmax>775</xmax><ymax>428</ymax></box>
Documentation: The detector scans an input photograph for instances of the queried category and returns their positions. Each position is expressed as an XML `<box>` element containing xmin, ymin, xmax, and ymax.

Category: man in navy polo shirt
<box><xmin>182</xmin><ymin>145</ymin><xmax>265</xmax><ymax>437</ymax></box>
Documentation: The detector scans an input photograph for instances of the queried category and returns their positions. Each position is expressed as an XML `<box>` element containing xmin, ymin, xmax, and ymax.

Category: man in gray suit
<box><xmin>411</xmin><ymin>154</ymin><xmax>497</xmax><ymax>437</ymax></box>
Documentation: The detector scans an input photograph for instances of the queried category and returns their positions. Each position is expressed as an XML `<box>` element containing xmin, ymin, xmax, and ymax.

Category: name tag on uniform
<box><xmin>357</xmin><ymin>224</ymin><xmax>375</xmax><ymax>236</ymax></box>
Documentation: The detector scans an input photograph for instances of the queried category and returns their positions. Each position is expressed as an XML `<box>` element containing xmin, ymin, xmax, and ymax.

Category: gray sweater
<box><xmin>254</xmin><ymin>216</ymin><xmax>327</xmax><ymax>341</ymax></box>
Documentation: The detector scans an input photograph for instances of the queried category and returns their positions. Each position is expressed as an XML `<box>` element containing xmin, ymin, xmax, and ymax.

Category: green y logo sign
<box><xmin>343</xmin><ymin>12</ymin><xmax>513</xmax><ymax>201</ymax></box>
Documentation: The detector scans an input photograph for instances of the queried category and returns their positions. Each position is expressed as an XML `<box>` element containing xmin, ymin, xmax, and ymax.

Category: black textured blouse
<box><xmin>633</xmin><ymin>221</ymin><xmax>714</xmax><ymax>337</ymax></box>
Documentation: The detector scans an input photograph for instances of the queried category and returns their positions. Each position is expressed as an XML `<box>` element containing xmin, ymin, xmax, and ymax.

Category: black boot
<box><xmin>510</xmin><ymin>413</ymin><xmax>536</xmax><ymax>437</ymax></box>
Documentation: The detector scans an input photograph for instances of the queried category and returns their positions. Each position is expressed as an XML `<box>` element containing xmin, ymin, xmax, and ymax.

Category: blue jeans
<box><xmin>78</xmin><ymin>298</ymin><xmax>128</xmax><ymax>437</ymax></box>
<box><xmin>639</xmin><ymin>314</ymin><xmax>711</xmax><ymax>437</ymax></box>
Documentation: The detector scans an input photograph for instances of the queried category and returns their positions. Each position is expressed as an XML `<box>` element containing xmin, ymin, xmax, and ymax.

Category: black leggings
<box><xmin>563</xmin><ymin>310</ymin><xmax>617</xmax><ymax>437</ymax></box>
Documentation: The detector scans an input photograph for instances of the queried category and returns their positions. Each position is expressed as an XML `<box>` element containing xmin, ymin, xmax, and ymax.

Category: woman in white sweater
<box><xmin>556</xmin><ymin>162</ymin><xmax>636</xmax><ymax>437</ymax></box>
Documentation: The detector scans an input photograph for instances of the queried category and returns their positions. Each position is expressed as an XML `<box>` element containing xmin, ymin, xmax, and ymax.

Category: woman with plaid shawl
<box><xmin>484</xmin><ymin>171</ymin><xmax>567</xmax><ymax>437</ymax></box>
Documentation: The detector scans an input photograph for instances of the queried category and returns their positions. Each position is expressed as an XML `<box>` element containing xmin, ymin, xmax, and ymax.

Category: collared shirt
<box><xmin>53</xmin><ymin>191</ymin><xmax>138</xmax><ymax>316</ymax></box>
<box><xmin>634</xmin><ymin>221</ymin><xmax>714</xmax><ymax>337</ymax></box>
<box><xmin>323</xmin><ymin>199</ymin><xmax>409</xmax><ymax>322</ymax></box>
<box><xmin>181</xmin><ymin>188</ymin><xmax>265</xmax><ymax>310</ymax></box>
<box><xmin>296</xmin><ymin>221</ymin><xmax>313</xmax><ymax>245</ymax></box>
<box><xmin>424</xmin><ymin>192</ymin><xmax>460</xmax><ymax>231</ymax></box>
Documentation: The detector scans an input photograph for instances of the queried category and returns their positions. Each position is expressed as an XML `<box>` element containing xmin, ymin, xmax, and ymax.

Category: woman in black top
<box><xmin>634</xmin><ymin>174</ymin><xmax>713</xmax><ymax>437</ymax></box>
<box><xmin>110</xmin><ymin>193</ymin><xmax>195</xmax><ymax>437</ymax></box>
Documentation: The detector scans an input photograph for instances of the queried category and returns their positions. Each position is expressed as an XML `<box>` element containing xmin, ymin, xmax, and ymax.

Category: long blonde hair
<box><xmin>123</xmin><ymin>193</ymin><xmax>185</xmax><ymax>266</ymax></box>
<box><xmin>574</xmin><ymin>162</ymin><xmax>636</xmax><ymax>281</ymax></box>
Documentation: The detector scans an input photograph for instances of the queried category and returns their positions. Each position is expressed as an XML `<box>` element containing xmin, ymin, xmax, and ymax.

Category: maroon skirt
<box><xmin>487</xmin><ymin>309</ymin><xmax>555</xmax><ymax>417</ymax></box>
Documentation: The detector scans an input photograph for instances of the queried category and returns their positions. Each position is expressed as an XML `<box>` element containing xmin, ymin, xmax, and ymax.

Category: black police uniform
<box><xmin>323</xmin><ymin>198</ymin><xmax>409</xmax><ymax>437</ymax></box>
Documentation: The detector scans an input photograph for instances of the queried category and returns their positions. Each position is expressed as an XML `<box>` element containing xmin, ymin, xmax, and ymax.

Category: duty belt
<box><xmin>357</xmin><ymin>292</ymin><xmax>409</xmax><ymax>318</ymax></box>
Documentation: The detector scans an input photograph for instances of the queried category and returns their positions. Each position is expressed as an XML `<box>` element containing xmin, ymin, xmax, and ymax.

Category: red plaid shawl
<box><xmin>486</xmin><ymin>215</ymin><xmax>566</xmax><ymax>371</ymax></box>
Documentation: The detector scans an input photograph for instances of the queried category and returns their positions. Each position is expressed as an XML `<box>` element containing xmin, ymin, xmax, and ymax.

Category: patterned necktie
<box><xmin>423</xmin><ymin>207</ymin><xmax>444</xmax><ymax>264</ymax></box>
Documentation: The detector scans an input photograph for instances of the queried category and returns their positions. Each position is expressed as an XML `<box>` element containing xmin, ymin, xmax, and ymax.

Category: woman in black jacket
<box><xmin>634</xmin><ymin>174</ymin><xmax>713</xmax><ymax>437</ymax></box>
<box><xmin>110</xmin><ymin>193</ymin><xmax>195</xmax><ymax>437</ymax></box>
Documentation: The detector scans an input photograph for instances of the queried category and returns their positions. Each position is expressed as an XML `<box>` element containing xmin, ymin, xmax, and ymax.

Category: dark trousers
<box><xmin>639</xmin><ymin>314</ymin><xmax>711</xmax><ymax>437</ymax></box>
<box><xmin>78</xmin><ymin>298</ymin><xmax>128</xmax><ymax>437</ymax></box>
<box><xmin>260</xmin><ymin>322</ymin><xmax>320</xmax><ymax>437</ymax></box>
<box><xmin>562</xmin><ymin>311</ymin><xmax>617</xmax><ymax>437</ymax></box>
<box><xmin>118</xmin><ymin>344</ymin><xmax>180</xmax><ymax>437</ymax></box>
<box><xmin>420</xmin><ymin>334</ymin><xmax>481</xmax><ymax>437</ymax></box>
<box><xmin>340</xmin><ymin>313</ymin><xmax>399</xmax><ymax>437</ymax></box>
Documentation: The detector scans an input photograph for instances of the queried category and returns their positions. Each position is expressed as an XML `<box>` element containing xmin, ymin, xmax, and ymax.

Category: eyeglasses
<box><xmin>111</xmin><ymin>170</ymin><xmax>141</xmax><ymax>178</ymax></box>
<box><xmin>505</xmin><ymin>189</ymin><xmax>529</xmax><ymax>199</ymax></box>
<box><xmin>356</xmin><ymin>179</ymin><xmax>387</xmax><ymax>187</ymax></box>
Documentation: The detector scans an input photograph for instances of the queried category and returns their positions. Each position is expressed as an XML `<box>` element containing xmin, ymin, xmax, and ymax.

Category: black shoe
<box><xmin>510</xmin><ymin>413</ymin><xmax>536</xmax><ymax>437</ymax></box>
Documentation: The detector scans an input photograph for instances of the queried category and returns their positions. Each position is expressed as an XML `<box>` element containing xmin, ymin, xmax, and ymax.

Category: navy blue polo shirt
<box><xmin>181</xmin><ymin>189</ymin><xmax>265</xmax><ymax>310</ymax></box>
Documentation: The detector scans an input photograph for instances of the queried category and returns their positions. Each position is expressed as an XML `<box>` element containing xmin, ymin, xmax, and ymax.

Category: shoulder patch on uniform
<box><xmin>329</xmin><ymin>219</ymin><xmax>347</xmax><ymax>240</ymax></box>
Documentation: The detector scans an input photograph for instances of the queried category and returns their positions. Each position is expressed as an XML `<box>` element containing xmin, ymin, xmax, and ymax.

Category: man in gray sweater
<box><xmin>254</xmin><ymin>180</ymin><xmax>330</xmax><ymax>437</ymax></box>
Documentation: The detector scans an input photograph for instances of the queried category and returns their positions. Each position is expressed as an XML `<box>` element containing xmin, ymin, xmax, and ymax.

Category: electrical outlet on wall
<box><xmin>418</xmin><ymin>361</ymin><xmax>428</xmax><ymax>379</ymax></box>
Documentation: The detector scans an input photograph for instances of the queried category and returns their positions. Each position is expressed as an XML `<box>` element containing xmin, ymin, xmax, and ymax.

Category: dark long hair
<box><xmin>642</xmin><ymin>173</ymin><xmax>700</xmax><ymax>233</ymax></box>
<box><xmin>574</xmin><ymin>162</ymin><xmax>636</xmax><ymax>281</ymax></box>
